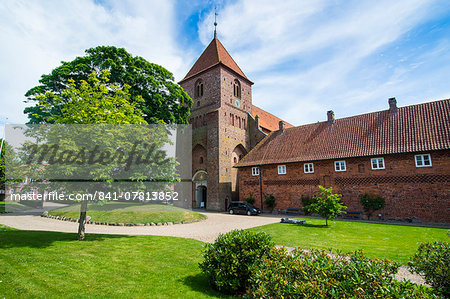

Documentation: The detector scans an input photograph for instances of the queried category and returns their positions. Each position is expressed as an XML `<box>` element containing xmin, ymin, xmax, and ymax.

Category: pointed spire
<box><xmin>214</xmin><ymin>6</ymin><xmax>218</xmax><ymax>39</ymax></box>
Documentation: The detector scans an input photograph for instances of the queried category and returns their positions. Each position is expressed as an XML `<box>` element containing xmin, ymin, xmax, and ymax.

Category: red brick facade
<box><xmin>179</xmin><ymin>37</ymin><xmax>280</xmax><ymax>210</ymax></box>
<box><xmin>180</xmin><ymin>36</ymin><xmax>450</xmax><ymax>223</ymax></box>
<box><xmin>238</xmin><ymin>150</ymin><xmax>450</xmax><ymax>223</ymax></box>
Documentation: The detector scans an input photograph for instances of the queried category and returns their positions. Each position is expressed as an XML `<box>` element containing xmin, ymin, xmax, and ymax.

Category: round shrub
<box><xmin>199</xmin><ymin>229</ymin><xmax>274</xmax><ymax>294</ymax></box>
<box><xmin>409</xmin><ymin>241</ymin><xmax>449</xmax><ymax>296</ymax></box>
<box><xmin>246</xmin><ymin>248</ymin><xmax>438</xmax><ymax>298</ymax></box>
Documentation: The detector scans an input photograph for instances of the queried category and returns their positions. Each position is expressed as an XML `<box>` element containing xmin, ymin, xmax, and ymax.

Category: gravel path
<box><xmin>0</xmin><ymin>202</ymin><xmax>279</xmax><ymax>243</ymax></box>
<box><xmin>0</xmin><ymin>202</ymin><xmax>427</xmax><ymax>286</ymax></box>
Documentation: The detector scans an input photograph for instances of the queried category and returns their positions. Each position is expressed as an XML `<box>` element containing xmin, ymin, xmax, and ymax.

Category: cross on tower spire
<box><xmin>214</xmin><ymin>6</ymin><xmax>218</xmax><ymax>39</ymax></box>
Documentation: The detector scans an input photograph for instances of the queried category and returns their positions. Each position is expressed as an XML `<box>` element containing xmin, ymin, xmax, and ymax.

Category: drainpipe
<box><xmin>259</xmin><ymin>166</ymin><xmax>263</xmax><ymax>212</ymax></box>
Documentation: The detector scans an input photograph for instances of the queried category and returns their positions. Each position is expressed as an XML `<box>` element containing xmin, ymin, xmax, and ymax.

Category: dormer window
<box><xmin>195</xmin><ymin>79</ymin><xmax>204</xmax><ymax>98</ymax></box>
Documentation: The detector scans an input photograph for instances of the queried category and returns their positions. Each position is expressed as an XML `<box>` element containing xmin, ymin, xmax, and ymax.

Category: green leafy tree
<box><xmin>26</xmin><ymin>71</ymin><xmax>177</xmax><ymax>240</ymax></box>
<box><xmin>360</xmin><ymin>193</ymin><xmax>385</xmax><ymax>220</ymax></box>
<box><xmin>310</xmin><ymin>186</ymin><xmax>347</xmax><ymax>226</ymax></box>
<box><xmin>37</xmin><ymin>71</ymin><xmax>147</xmax><ymax>125</ymax></box>
<box><xmin>24</xmin><ymin>46</ymin><xmax>192</xmax><ymax>124</ymax></box>
<box><xmin>300</xmin><ymin>195</ymin><xmax>316</xmax><ymax>215</ymax></box>
<box><xmin>264</xmin><ymin>194</ymin><xmax>276</xmax><ymax>213</ymax></box>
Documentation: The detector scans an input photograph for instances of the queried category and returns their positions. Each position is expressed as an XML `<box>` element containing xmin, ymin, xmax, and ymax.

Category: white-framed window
<box><xmin>278</xmin><ymin>165</ymin><xmax>286</xmax><ymax>175</ymax></box>
<box><xmin>252</xmin><ymin>167</ymin><xmax>260</xmax><ymax>176</ymax></box>
<box><xmin>415</xmin><ymin>154</ymin><xmax>432</xmax><ymax>167</ymax></box>
<box><xmin>371</xmin><ymin>157</ymin><xmax>385</xmax><ymax>170</ymax></box>
<box><xmin>334</xmin><ymin>161</ymin><xmax>346</xmax><ymax>172</ymax></box>
<box><xmin>304</xmin><ymin>163</ymin><xmax>314</xmax><ymax>173</ymax></box>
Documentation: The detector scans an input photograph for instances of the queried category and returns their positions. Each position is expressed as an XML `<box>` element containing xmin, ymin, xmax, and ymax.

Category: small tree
<box><xmin>300</xmin><ymin>195</ymin><xmax>316</xmax><ymax>215</ymax></box>
<box><xmin>264</xmin><ymin>194</ymin><xmax>276</xmax><ymax>213</ymax></box>
<box><xmin>35</xmin><ymin>71</ymin><xmax>148</xmax><ymax>240</ymax></box>
<box><xmin>360</xmin><ymin>193</ymin><xmax>385</xmax><ymax>220</ymax></box>
<box><xmin>310</xmin><ymin>185</ymin><xmax>347</xmax><ymax>226</ymax></box>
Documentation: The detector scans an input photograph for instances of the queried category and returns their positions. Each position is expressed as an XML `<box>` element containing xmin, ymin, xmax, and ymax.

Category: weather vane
<box><xmin>214</xmin><ymin>6</ymin><xmax>218</xmax><ymax>38</ymax></box>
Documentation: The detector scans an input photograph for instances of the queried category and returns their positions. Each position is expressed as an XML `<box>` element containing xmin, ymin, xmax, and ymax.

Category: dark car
<box><xmin>227</xmin><ymin>201</ymin><xmax>261</xmax><ymax>216</ymax></box>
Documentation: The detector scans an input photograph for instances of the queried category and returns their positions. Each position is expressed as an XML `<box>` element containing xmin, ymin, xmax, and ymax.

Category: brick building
<box><xmin>179</xmin><ymin>35</ymin><xmax>291</xmax><ymax>211</ymax></box>
<box><xmin>235</xmin><ymin>98</ymin><xmax>450</xmax><ymax>223</ymax></box>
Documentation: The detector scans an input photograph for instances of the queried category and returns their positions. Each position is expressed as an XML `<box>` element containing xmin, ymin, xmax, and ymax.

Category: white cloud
<box><xmin>198</xmin><ymin>0</ymin><xmax>450</xmax><ymax>125</ymax></box>
<box><xmin>0</xmin><ymin>0</ymin><xmax>191</xmax><ymax>131</ymax></box>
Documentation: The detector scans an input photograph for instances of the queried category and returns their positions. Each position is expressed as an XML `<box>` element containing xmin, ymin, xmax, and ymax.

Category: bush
<box><xmin>247</xmin><ymin>248</ymin><xmax>438</xmax><ymax>298</ymax></box>
<box><xmin>360</xmin><ymin>193</ymin><xmax>385</xmax><ymax>220</ymax></box>
<box><xmin>409</xmin><ymin>241</ymin><xmax>449</xmax><ymax>296</ymax></box>
<box><xmin>264</xmin><ymin>194</ymin><xmax>276</xmax><ymax>212</ymax></box>
<box><xmin>245</xmin><ymin>195</ymin><xmax>255</xmax><ymax>205</ymax></box>
<box><xmin>300</xmin><ymin>196</ymin><xmax>316</xmax><ymax>215</ymax></box>
<box><xmin>199</xmin><ymin>229</ymin><xmax>274</xmax><ymax>295</ymax></box>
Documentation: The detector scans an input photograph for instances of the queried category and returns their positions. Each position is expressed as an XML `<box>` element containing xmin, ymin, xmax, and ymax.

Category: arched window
<box><xmin>233</xmin><ymin>80</ymin><xmax>241</xmax><ymax>98</ymax></box>
<box><xmin>195</xmin><ymin>79</ymin><xmax>204</xmax><ymax>98</ymax></box>
<box><xmin>199</xmin><ymin>157</ymin><xmax>204</xmax><ymax>164</ymax></box>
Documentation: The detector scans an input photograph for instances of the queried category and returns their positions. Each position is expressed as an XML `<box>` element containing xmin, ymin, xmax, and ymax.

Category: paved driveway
<box><xmin>0</xmin><ymin>202</ymin><xmax>280</xmax><ymax>243</ymax></box>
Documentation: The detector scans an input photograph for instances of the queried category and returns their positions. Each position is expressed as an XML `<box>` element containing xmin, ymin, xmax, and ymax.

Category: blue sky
<box><xmin>1</xmin><ymin>0</ymin><xmax>449</xmax><ymax>138</ymax></box>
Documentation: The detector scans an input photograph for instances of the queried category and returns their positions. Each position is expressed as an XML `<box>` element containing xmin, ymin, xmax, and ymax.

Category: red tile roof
<box><xmin>236</xmin><ymin>99</ymin><xmax>450</xmax><ymax>167</ymax></box>
<box><xmin>252</xmin><ymin>105</ymin><xmax>294</xmax><ymax>133</ymax></box>
<box><xmin>181</xmin><ymin>37</ymin><xmax>250</xmax><ymax>83</ymax></box>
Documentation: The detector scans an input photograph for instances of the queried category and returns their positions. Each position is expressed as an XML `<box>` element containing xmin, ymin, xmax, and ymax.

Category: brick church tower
<box><xmin>179</xmin><ymin>34</ymin><xmax>291</xmax><ymax>211</ymax></box>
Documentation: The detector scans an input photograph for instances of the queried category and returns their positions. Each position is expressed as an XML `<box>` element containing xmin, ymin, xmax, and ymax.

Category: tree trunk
<box><xmin>77</xmin><ymin>200</ymin><xmax>88</xmax><ymax>240</ymax></box>
<box><xmin>325</xmin><ymin>218</ymin><xmax>328</xmax><ymax>226</ymax></box>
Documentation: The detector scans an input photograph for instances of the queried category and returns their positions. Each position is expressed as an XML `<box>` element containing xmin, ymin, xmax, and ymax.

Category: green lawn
<box><xmin>0</xmin><ymin>201</ymin><xmax>31</xmax><ymax>213</ymax></box>
<box><xmin>0</xmin><ymin>225</ymin><xmax>230</xmax><ymax>298</ymax></box>
<box><xmin>248</xmin><ymin>218</ymin><xmax>449</xmax><ymax>264</ymax></box>
<box><xmin>48</xmin><ymin>202</ymin><xmax>206</xmax><ymax>224</ymax></box>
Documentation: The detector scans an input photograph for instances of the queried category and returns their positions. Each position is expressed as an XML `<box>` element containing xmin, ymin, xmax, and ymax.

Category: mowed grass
<box><xmin>0</xmin><ymin>225</ymin><xmax>230</xmax><ymax>298</ymax></box>
<box><xmin>248</xmin><ymin>218</ymin><xmax>449</xmax><ymax>264</ymax></box>
<box><xmin>49</xmin><ymin>202</ymin><xmax>206</xmax><ymax>224</ymax></box>
<box><xmin>0</xmin><ymin>201</ymin><xmax>31</xmax><ymax>213</ymax></box>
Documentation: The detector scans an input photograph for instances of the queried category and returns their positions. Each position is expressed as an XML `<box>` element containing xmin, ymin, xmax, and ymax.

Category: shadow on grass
<box><xmin>282</xmin><ymin>222</ymin><xmax>328</xmax><ymax>228</ymax></box>
<box><xmin>181</xmin><ymin>273</ymin><xmax>236</xmax><ymax>298</ymax></box>
<box><xmin>0</xmin><ymin>229</ymin><xmax>133</xmax><ymax>249</ymax></box>
<box><xmin>302</xmin><ymin>223</ymin><xmax>329</xmax><ymax>228</ymax></box>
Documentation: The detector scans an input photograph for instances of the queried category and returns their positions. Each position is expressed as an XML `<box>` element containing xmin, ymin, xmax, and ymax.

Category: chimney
<box><xmin>327</xmin><ymin>110</ymin><xmax>335</xmax><ymax>124</ymax></box>
<box><xmin>279</xmin><ymin>120</ymin><xmax>285</xmax><ymax>132</ymax></box>
<box><xmin>388</xmin><ymin>97</ymin><xmax>398</xmax><ymax>113</ymax></box>
<box><xmin>255</xmin><ymin>115</ymin><xmax>260</xmax><ymax>130</ymax></box>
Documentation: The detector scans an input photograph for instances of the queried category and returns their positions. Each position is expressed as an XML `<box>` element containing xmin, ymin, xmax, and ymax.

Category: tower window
<box><xmin>195</xmin><ymin>79</ymin><xmax>204</xmax><ymax>98</ymax></box>
<box><xmin>199</xmin><ymin>157</ymin><xmax>203</xmax><ymax>164</ymax></box>
<box><xmin>233</xmin><ymin>80</ymin><xmax>241</xmax><ymax>99</ymax></box>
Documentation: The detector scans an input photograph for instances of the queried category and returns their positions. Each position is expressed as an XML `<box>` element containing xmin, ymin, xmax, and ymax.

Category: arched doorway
<box><xmin>196</xmin><ymin>185</ymin><xmax>207</xmax><ymax>208</ymax></box>
<box><xmin>192</xmin><ymin>170</ymin><xmax>207</xmax><ymax>209</ymax></box>
<box><xmin>231</xmin><ymin>144</ymin><xmax>247</xmax><ymax>201</ymax></box>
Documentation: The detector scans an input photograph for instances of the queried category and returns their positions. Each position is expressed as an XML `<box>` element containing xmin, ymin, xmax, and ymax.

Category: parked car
<box><xmin>227</xmin><ymin>201</ymin><xmax>261</xmax><ymax>216</ymax></box>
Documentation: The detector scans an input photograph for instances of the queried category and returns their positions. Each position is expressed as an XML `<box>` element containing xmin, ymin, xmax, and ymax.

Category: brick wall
<box><xmin>180</xmin><ymin>65</ymin><xmax>265</xmax><ymax>211</ymax></box>
<box><xmin>238</xmin><ymin>150</ymin><xmax>450</xmax><ymax>223</ymax></box>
